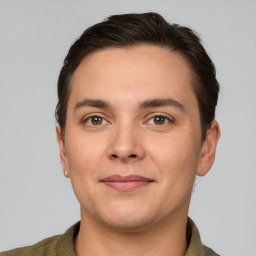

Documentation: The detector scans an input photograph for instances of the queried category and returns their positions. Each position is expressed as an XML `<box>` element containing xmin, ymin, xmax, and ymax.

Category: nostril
<box><xmin>110</xmin><ymin>153</ymin><xmax>137</xmax><ymax>160</ymax></box>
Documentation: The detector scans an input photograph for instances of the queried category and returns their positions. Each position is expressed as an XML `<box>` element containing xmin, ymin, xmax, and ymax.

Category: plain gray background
<box><xmin>1</xmin><ymin>0</ymin><xmax>256</xmax><ymax>255</ymax></box>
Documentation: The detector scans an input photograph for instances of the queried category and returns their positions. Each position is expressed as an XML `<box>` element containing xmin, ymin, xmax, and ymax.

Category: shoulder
<box><xmin>1</xmin><ymin>222</ymin><xmax>80</xmax><ymax>256</ymax></box>
<box><xmin>203</xmin><ymin>245</ymin><xmax>220</xmax><ymax>256</ymax></box>
<box><xmin>186</xmin><ymin>218</ymin><xmax>220</xmax><ymax>256</ymax></box>
<box><xmin>0</xmin><ymin>235</ymin><xmax>60</xmax><ymax>256</ymax></box>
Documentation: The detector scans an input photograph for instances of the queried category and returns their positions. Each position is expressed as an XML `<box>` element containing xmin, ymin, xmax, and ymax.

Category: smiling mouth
<box><xmin>100</xmin><ymin>175</ymin><xmax>154</xmax><ymax>191</ymax></box>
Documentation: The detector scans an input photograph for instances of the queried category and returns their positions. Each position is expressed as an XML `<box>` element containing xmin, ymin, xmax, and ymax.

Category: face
<box><xmin>57</xmin><ymin>45</ymin><xmax>219</xmax><ymax>231</ymax></box>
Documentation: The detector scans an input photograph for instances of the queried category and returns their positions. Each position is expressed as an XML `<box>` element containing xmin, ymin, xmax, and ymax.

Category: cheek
<box><xmin>142</xmin><ymin>132</ymin><xmax>201</xmax><ymax>215</ymax></box>
<box><xmin>65</xmin><ymin>133</ymin><xmax>107</xmax><ymax>178</ymax></box>
<box><xmin>147</xmin><ymin>132</ymin><xmax>201</xmax><ymax>180</ymax></box>
<box><xmin>65</xmin><ymin>135</ymin><xmax>107</xmax><ymax>208</ymax></box>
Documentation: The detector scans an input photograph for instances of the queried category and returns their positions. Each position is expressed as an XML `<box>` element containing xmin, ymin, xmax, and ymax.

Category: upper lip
<box><xmin>101</xmin><ymin>175</ymin><xmax>153</xmax><ymax>182</ymax></box>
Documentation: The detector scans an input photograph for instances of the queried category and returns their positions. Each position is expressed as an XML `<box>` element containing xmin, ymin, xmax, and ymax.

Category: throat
<box><xmin>74</xmin><ymin>215</ymin><xmax>188</xmax><ymax>256</ymax></box>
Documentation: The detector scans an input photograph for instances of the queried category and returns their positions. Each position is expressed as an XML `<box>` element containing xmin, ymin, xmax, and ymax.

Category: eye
<box><xmin>84</xmin><ymin>116</ymin><xmax>107</xmax><ymax>126</ymax></box>
<box><xmin>148</xmin><ymin>115</ymin><xmax>172</xmax><ymax>125</ymax></box>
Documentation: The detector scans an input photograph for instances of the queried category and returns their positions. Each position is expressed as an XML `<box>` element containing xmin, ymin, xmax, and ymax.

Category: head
<box><xmin>55</xmin><ymin>13</ymin><xmax>220</xmax><ymax>231</ymax></box>
<box><xmin>56</xmin><ymin>12</ymin><xmax>219</xmax><ymax>141</ymax></box>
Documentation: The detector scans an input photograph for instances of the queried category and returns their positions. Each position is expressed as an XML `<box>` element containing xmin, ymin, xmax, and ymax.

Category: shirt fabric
<box><xmin>1</xmin><ymin>218</ymin><xmax>219</xmax><ymax>256</ymax></box>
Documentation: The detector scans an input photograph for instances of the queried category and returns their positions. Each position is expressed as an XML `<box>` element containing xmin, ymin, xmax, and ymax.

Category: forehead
<box><xmin>69</xmin><ymin>45</ymin><xmax>197</xmax><ymax>109</ymax></box>
<box><xmin>75</xmin><ymin>45</ymin><xmax>192</xmax><ymax>80</ymax></box>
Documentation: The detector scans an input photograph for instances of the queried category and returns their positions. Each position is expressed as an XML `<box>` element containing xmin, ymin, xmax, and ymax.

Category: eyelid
<box><xmin>82</xmin><ymin>113</ymin><xmax>110</xmax><ymax>125</ymax></box>
<box><xmin>145</xmin><ymin>113</ymin><xmax>175</xmax><ymax>125</ymax></box>
<box><xmin>80</xmin><ymin>112</ymin><xmax>174</xmax><ymax>126</ymax></box>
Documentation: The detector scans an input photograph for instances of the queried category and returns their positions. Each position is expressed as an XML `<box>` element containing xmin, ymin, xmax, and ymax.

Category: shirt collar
<box><xmin>185</xmin><ymin>218</ymin><xmax>205</xmax><ymax>256</ymax></box>
<box><xmin>56</xmin><ymin>218</ymin><xmax>205</xmax><ymax>256</ymax></box>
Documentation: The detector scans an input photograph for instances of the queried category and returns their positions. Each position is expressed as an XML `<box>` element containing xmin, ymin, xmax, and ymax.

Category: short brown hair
<box><xmin>56</xmin><ymin>12</ymin><xmax>219</xmax><ymax>140</ymax></box>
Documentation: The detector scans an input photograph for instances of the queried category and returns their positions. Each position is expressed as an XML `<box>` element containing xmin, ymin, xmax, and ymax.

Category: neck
<box><xmin>75</xmin><ymin>211</ymin><xmax>188</xmax><ymax>256</ymax></box>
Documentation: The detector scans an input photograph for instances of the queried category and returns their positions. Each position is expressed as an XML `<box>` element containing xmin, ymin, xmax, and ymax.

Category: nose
<box><xmin>108</xmin><ymin>124</ymin><xmax>145</xmax><ymax>163</ymax></box>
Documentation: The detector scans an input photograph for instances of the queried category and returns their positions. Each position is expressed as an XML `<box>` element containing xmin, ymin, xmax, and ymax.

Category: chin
<box><xmin>103</xmin><ymin>215</ymin><xmax>154</xmax><ymax>232</ymax></box>
<box><xmin>97</xmin><ymin>204</ymin><xmax>159</xmax><ymax>232</ymax></box>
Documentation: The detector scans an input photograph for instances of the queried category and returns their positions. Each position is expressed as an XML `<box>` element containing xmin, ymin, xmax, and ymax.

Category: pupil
<box><xmin>154</xmin><ymin>116</ymin><xmax>165</xmax><ymax>125</ymax></box>
<box><xmin>92</xmin><ymin>117</ymin><xmax>102</xmax><ymax>125</ymax></box>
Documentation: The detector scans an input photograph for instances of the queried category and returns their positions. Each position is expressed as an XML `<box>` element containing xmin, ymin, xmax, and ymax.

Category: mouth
<box><xmin>100</xmin><ymin>175</ymin><xmax>154</xmax><ymax>191</ymax></box>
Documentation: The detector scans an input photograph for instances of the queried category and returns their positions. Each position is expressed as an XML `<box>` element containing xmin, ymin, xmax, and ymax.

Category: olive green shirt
<box><xmin>1</xmin><ymin>219</ymin><xmax>219</xmax><ymax>256</ymax></box>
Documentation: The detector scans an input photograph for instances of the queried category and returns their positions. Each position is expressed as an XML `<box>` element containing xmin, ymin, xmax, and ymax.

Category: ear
<box><xmin>56</xmin><ymin>126</ymin><xmax>69</xmax><ymax>178</ymax></box>
<box><xmin>197</xmin><ymin>120</ymin><xmax>221</xmax><ymax>177</ymax></box>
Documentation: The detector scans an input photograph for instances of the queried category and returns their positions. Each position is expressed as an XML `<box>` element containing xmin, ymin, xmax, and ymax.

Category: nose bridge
<box><xmin>108</xmin><ymin>118</ymin><xmax>144</xmax><ymax>161</ymax></box>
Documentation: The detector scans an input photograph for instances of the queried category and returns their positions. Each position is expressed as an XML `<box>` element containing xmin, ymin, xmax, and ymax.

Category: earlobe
<box><xmin>56</xmin><ymin>126</ymin><xmax>69</xmax><ymax>178</ymax></box>
<box><xmin>197</xmin><ymin>121</ymin><xmax>221</xmax><ymax>176</ymax></box>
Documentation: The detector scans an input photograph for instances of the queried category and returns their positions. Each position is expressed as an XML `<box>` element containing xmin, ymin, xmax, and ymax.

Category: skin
<box><xmin>56</xmin><ymin>45</ymin><xmax>220</xmax><ymax>256</ymax></box>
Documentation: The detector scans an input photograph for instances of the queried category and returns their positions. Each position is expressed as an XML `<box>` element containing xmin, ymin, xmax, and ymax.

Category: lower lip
<box><xmin>103</xmin><ymin>181</ymin><xmax>151</xmax><ymax>191</ymax></box>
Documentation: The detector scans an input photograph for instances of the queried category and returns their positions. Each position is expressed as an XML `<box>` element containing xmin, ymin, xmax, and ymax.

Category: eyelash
<box><xmin>81</xmin><ymin>114</ymin><xmax>174</xmax><ymax>127</ymax></box>
<box><xmin>82</xmin><ymin>114</ymin><xmax>109</xmax><ymax>126</ymax></box>
<box><xmin>146</xmin><ymin>114</ymin><xmax>174</xmax><ymax>126</ymax></box>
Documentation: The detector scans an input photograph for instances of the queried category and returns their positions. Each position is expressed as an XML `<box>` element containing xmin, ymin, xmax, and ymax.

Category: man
<box><xmin>2</xmin><ymin>12</ymin><xmax>220</xmax><ymax>256</ymax></box>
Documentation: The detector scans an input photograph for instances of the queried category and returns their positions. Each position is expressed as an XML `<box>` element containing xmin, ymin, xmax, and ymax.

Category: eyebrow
<box><xmin>139</xmin><ymin>98</ymin><xmax>184</xmax><ymax>111</ymax></box>
<box><xmin>74</xmin><ymin>98</ymin><xmax>184</xmax><ymax>111</ymax></box>
<box><xmin>74</xmin><ymin>99</ymin><xmax>110</xmax><ymax>111</ymax></box>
